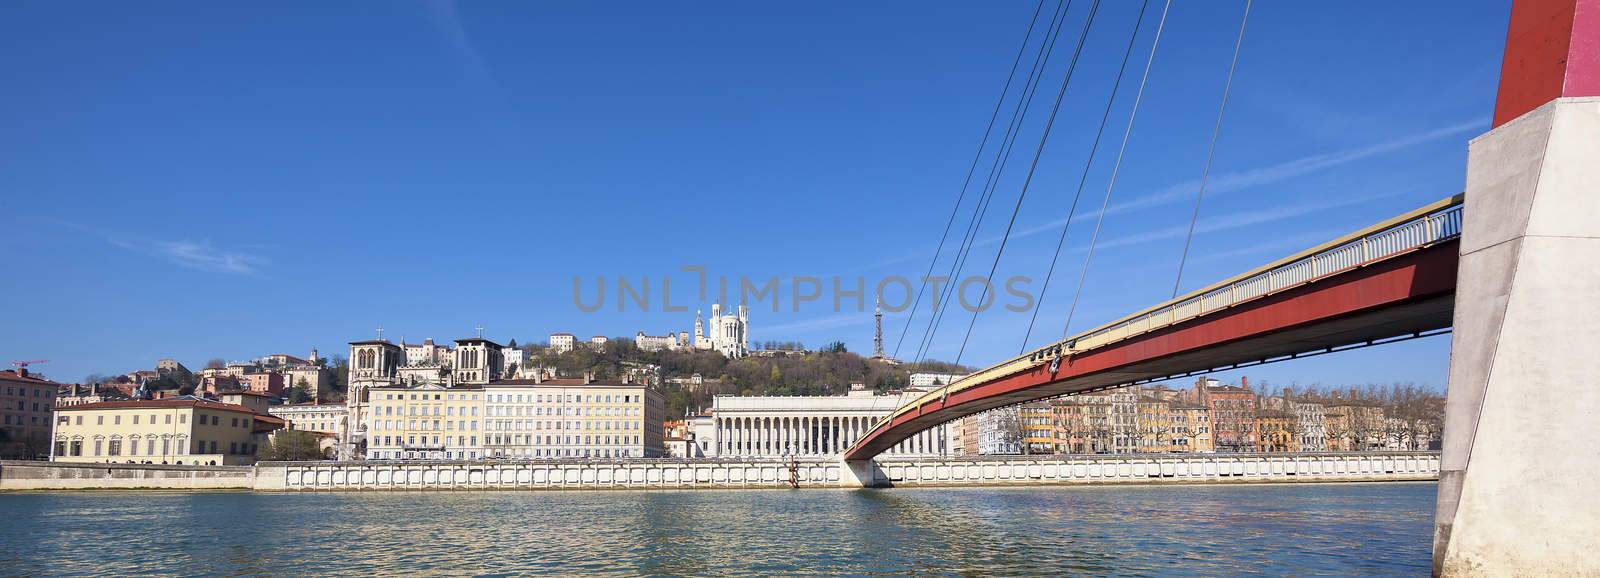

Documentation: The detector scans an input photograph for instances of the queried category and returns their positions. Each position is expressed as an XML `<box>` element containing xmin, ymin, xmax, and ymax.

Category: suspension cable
<box><xmin>952</xmin><ymin>0</ymin><xmax>1113</xmax><ymax>367</ymax></box>
<box><xmin>1019</xmin><ymin>0</ymin><xmax>1161</xmax><ymax>353</ymax></box>
<box><xmin>912</xmin><ymin>0</ymin><xmax>1074</xmax><ymax>366</ymax></box>
<box><xmin>891</xmin><ymin>0</ymin><xmax>1051</xmax><ymax>360</ymax></box>
<box><xmin>1058</xmin><ymin>0</ymin><xmax>1177</xmax><ymax>340</ymax></box>
<box><xmin>1170</xmin><ymin>0</ymin><xmax>1253</xmax><ymax>299</ymax></box>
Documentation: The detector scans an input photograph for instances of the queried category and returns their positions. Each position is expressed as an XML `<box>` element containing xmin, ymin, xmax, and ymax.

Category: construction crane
<box><xmin>10</xmin><ymin>360</ymin><xmax>48</xmax><ymax>376</ymax></box>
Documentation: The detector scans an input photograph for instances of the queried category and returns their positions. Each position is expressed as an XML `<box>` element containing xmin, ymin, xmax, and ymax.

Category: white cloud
<box><xmin>897</xmin><ymin>119</ymin><xmax>1484</xmax><ymax>264</ymax></box>
<box><xmin>98</xmin><ymin>233</ymin><xmax>264</xmax><ymax>275</ymax></box>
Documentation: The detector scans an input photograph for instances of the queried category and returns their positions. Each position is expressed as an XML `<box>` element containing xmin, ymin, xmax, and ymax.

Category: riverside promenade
<box><xmin>1</xmin><ymin>451</ymin><xmax>1438</xmax><ymax>491</ymax></box>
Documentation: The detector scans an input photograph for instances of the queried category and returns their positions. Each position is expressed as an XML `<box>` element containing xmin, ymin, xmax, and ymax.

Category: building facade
<box><xmin>50</xmin><ymin>397</ymin><xmax>283</xmax><ymax>466</ymax></box>
<box><xmin>1</xmin><ymin>368</ymin><xmax>58</xmax><ymax>459</ymax></box>
<box><xmin>549</xmin><ymin>333</ymin><xmax>576</xmax><ymax>353</ymax></box>
<box><xmin>709</xmin><ymin>388</ymin><xmax>950</xmax><ymax>458</ymax></box>
<box><xmin>364</xmin><ymin>385</ymin><xmax>486</xmax><ymax>460</ymax></box>
<box><xmin>694</xmin><ymin>302</ymin><xmax>749</xmax><ymax>358</ymax></box>
<box><xmin>269</xmin><ymin>402</ymin><xmax>348</xmax><ymax>442</ymax></box>
<box><xmin>360</xmin><ymin>376</ymin><xmax>667</xmax><ymax>460</ymax></box>
<box><xmin>908</xmin><ymin>372</ymin><xmax>965</xmax><ymax>388</ymax></box>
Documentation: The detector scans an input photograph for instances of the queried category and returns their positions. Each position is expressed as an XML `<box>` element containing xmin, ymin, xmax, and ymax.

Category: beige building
<box><xmin>365</xmin><ymin>386</ymin><xmax>485</xmax><ymax>460</ymax></box>
<box><xmin>360</xmin><ymin>376</ymin><xmax>666</xmax><ymax>460</ymax></box>
<box><xmin>283</xmin><ymin>365</ymin><xmax>334</xmax><ymax>402</ymax></box>
<box><xmin>1</xmin><ymin>368</ymin><xmax>59</xmax><ymax>459</ymax></box>
<box><xmin>269</xmin><ymin>402</ymin><xmax>348</xmax><ymax>440</ymax></box>
<box><xmin>51</xmin><ymin>397</ymin><xmax>285</xmax><ymax>466</ymax></box>
<box><xmin>483</xmin><ymin>378</ymin><xmax>665</xmax><ymax>459</ymax></box>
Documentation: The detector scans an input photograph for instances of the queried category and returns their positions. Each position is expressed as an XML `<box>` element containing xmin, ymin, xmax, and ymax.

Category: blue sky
<box><xmin>2</xmin><ymin>1</ymin><xmax>1508</xmax><ymax>389</ymax></box>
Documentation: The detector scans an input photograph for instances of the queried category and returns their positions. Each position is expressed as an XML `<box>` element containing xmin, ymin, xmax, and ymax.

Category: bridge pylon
<box><xmin>1434</xmin><ymin>1</ymin><xmax>1600</xmax><ymax>573</ymax></box>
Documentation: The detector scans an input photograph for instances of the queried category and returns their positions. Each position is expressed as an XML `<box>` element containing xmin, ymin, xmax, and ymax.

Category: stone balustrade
<box><xmin>256</xmin><ymin>451</ymin><xmax>1438</xmax><ymax>491</ymax></box>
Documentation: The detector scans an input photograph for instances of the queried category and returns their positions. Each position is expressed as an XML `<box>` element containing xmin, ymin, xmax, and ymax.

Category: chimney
<box><xmin>583</xmin><ymin>371</ymin><xmax>592</xmax><ymax>385</ymax></box>
<box><xmin>17</xmin><ymin>367</ymin><xmax>27</xmax><ymax>378</ymax></box>
<box><xmin>533</xmin><ymin>367</ymin><xmax>543</xmax><ymax>384</ymax></box>
<box><xmin>1240</xmin><ymin>376</ymin><xmax>1249</xmax><ymax>390</ymax></box>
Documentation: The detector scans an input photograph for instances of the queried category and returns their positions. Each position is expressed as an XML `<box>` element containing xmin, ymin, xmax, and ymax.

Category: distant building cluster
<box><xmin>195</xmin><ymin>350</ymin><xmax>334</xmax><ymax>402</ymax></box>
<box><xmin>955</xmin><ymin>376</ymin><xmax>1442</xmax><ymax>456</ymax></box>
<box><xmin>346</xmin><ymin>336</ymin><xmax>666</xmax><ymax>461</ymax></box>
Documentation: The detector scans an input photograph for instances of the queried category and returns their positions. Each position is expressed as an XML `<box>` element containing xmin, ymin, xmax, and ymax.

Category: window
<box><xmin>70</xmin><ymin>440</ymin><xmax>82</xmax><ymax>456</ymax></box>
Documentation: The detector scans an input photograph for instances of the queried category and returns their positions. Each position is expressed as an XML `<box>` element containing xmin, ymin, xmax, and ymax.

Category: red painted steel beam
<box><xmin>1493</xmin><ymin>0</ymin><xmax>1600</xmax><ymax>126</ymax></box>
<box><xmin>846</xmin><ymin>242</ymin><xmax>1459</xmax><ymax>461</ymax></box>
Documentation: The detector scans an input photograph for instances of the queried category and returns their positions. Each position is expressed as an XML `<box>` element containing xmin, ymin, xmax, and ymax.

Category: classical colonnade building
<box><xmin>710</xmin><ymin>389</ymin><xmax>951</xmax><ymax>458</ymax></box>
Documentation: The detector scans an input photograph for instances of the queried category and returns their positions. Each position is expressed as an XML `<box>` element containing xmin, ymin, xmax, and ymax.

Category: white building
<box><xmin>589</xmin><ymin>336</ymin><xmax>608</xmax><ymax>351</ymax></box>
<box><xmin>549</xmin><ymin>333</ymin><xmax>576</xmax><ymax>353</ymax></box>
<box><xmin>452</xmin><ymin>337</ymin><xmax>503</xmax><ymax>385</ymax></box>
<box><xmin>635</xmin><ymin>331</ymin><xmax>686</xmax><ymax>352</ymax></box>
<box><xmin>404</xmin><ymin>338</ymin><xmax>453</xmax><ymax>366</ymax></box>
<box><xmin>977</xmin><ymin>406</ymin><xmax>1022</xmax><ymax>455</ymax></box>
<box><xmin>909</xmin><ymin>372</ymin><xmax>965</xmax><ymax>388</ymax></box>
<box><xmin>269</xmin><ymin>403</ymin><xmax>348</xmax><ymax>442</ymax></box>
<box><xmin>502</xmin><ymin>347</ymin><xmax>525</xmax><ymax>376</ymax></box>
<box><xmin>1294</xmin><ymin>400</ymin><xmax>1328</xmax><ymax>452</ymax></box>
<box><xmin>694</xmin><ymin>302</ymin><xmax>748</xmax><ymax>358</ymax></box>
<box><xmin>708</xmin><ymin>387</ymin><xmax>950</xmax><ymax>458</ymax></box>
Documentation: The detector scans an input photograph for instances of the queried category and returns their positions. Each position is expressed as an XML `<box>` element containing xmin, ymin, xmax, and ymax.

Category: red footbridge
<box><xmin>845</xmin><ymin>195</ymin><xmax>1463</xmax><ymax>461</ymax></box>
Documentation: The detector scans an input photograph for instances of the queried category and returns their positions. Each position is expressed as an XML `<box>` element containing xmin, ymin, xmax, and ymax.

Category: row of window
<box><xmin>2</xmin><ymin>386</ymin><xmax>54</xmax><ymax>398</ymax></box>
<box><xmin>368</xmin><ymin>447</ymin><xmax>645</xmax><ymax>460</ymax></box>
<box><xmin>59</xmin><ymin>413</ymin><xmax>186</xmax><ymax>426</ymax></box>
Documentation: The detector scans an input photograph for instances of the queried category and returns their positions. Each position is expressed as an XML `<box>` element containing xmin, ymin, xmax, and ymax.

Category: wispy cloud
<box><xmin>130</xmin><ymin>239</ymin><xmax>265</xmax><ymax>275</ymax></box>
<box><xmin>871</xmin><ymin>119</ymin><xmax>1483</xmax><ymax>271</ymax></box>
<box><xmin>762</xmin><ymin>313</ymin><xmax>873</xmax><ymax>335</ymax></box>
<box><xmin>41</xmin><ymin>219</ymin><xmax>267</xmax><ymax>275</ymax></box>
<box><xmin>1099</xmin><ymin>118</ymin><xmax>1483</xmax><ymax>216</ymax></box>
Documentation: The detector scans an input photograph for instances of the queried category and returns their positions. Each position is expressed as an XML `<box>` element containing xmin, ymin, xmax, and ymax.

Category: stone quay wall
<box><xmin>860</xmin><ymin>451</ymin><xmax>1439</xmax><ymax>488</ymax></box>
<box><xmin>1</xmin><ymin>453</ymin><xmax>1439</xmax><ymax>491</ymax></box>
<box><xmin>0</xmin><ymin>460</ymin><xmax>256</xmax><ymax>490</ymax></box>
<box><xmin>258</xmin><ymin>451</ymin><xmax>1439</xmax><ymax>491</ymax></box>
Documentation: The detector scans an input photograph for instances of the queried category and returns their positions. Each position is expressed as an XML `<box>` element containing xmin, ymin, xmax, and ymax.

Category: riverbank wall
<box><xmin>2</xmin><ymin>452</ymin><xmax>1438</xmax><ymax>491</ymax></box>
<box><xmin>0</xmin><ymin>461</ymin><xmax>255</xmax><ymax>490</ymax></box>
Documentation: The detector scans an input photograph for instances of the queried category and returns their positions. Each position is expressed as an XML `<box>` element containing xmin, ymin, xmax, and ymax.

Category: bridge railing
<box><xmin>1054</xmin><ymin>196</ymin><xmax>1462</xmax><ymax>355</ymax></box>
<box><xmin>860</xmin><ymin>195</ymin><xmax>1464</xmax><ymax>448</ymax></box>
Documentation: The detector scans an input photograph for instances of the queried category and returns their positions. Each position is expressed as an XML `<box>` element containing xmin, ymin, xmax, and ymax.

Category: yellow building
<box><xmin>365</xmin><ymin>386</ymin><xmax>485</xmax><ymax>460</ymax></box>
<box><xmin>1169</xmin><ymin>403</ymin><xmax>1213</xmax><ymax>453</ymax></box>
<box><xmin>482</xmin><ymin>378</ymin><xmax>665</xmax><ymax>459</ymax></box>
<box><xmin>1257</xmin><ymin>410</ymin><xmax>1299</xmax><ymax>453</ymax></box>
<box><xmin>361</xmin><ymin>377</ymin><xmax>666</xmax><ymax>460</ymax></box>
<box><xmin>51</xmin><ymin>397</ymin><xmax>284</xmax><ymax>466</ymax></box>
<box><xmin>1135</xmin><ymin>396</ymin><xmax>1174</xmax><ymax>453</ymax></box>
<box><xmin>1019</xmin><ymin>402</ymin><xmax>1055</xmax><ymax>454</ymax></box>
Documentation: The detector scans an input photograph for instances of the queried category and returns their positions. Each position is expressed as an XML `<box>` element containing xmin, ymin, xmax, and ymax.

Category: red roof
<box><xmin>224</xmin><ymin>391</ymin><xmax>275</xmax><ymax>398</ymax></box>
<box><xmin>0</xmin><ymin>369</ymin><xmax>61</xmax><ymax>385</ymax></box>
<box><xmin>57</xmin><ymin>399</ymin><xmax>259</xmax><ymax>414</ymax></box>
<box><xmin>489</xmin><ymin>378</ymin><xmax>638</xmax><ymax>387</ymax></box>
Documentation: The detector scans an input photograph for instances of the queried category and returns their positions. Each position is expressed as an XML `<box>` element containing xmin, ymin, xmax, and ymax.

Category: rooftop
<box><xmin>58</xmin><ymin>397</ymin><xmax>259</xmax><ymax>415</ymax></box>
<box><xmin>0</xmin><ymin>369</ymin><xmax>60</xmax><ymax>385</ymax></box>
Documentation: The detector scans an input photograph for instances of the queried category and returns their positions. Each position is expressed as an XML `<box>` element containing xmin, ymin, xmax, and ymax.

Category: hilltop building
<box><xmin>694</xmin><ymin>302</ymin><xmax>748</xmax><ymax>358</ymax></box>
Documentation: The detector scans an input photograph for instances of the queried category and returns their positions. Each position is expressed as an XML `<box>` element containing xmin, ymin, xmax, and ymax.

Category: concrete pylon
<box><xmin>1433</xmin><ymin>97</ymin><xmax>1600</xmax><ymax>576</ymax></box>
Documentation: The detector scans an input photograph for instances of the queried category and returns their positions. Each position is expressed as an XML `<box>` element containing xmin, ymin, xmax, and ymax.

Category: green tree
<box><xmin>288</xmin><ymin>378</ymin><xmax>313</xmax><ymax>404</ymax></box>
<box><xmin>258</xmin><ymin>431</ymin><xmax>328</xmax><ymax>461</ymax></box>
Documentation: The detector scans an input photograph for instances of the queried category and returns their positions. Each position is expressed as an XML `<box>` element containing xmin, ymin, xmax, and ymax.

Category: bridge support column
<box><xmin>1434</xmin><ymin>97</ymin><xmax>1600</xmax><ymax>576</ymax></box>
<box><xmin>837</xmin><ymin>458</ymin><xmax>886</xmax><ymax>488</ymax></box>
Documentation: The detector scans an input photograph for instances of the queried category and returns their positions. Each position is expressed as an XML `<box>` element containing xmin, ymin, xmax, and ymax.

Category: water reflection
<box><xmin>2</xmin><ymin>483</ymin><xmax>1435</xmax><ymax>576</ymax></box>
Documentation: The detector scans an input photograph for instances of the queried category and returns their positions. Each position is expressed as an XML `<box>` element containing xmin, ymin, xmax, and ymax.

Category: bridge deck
<box><xmin>847</xmin><ymin>195</ymin><xmax>1465</xmax><ymax>460</ymax></box>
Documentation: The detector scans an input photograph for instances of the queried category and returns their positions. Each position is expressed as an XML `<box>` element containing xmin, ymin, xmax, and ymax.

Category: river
<box><xmin>1</xmin><ymin>482</ymin><xmax>1435</xmax><ymax>576</ymax></box>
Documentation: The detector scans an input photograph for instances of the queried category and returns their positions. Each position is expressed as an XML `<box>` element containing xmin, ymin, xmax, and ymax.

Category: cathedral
<box><xmin>694</xmin><ymin>302</ymin><xmax>749</xmax><ymax>359</ymax></box>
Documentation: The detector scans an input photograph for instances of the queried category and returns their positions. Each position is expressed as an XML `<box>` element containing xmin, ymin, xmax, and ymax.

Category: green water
<box><xmin>1</xmin><ymin>482</ymin><xmax>1436</xmax><ymax>576</ymax></box>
